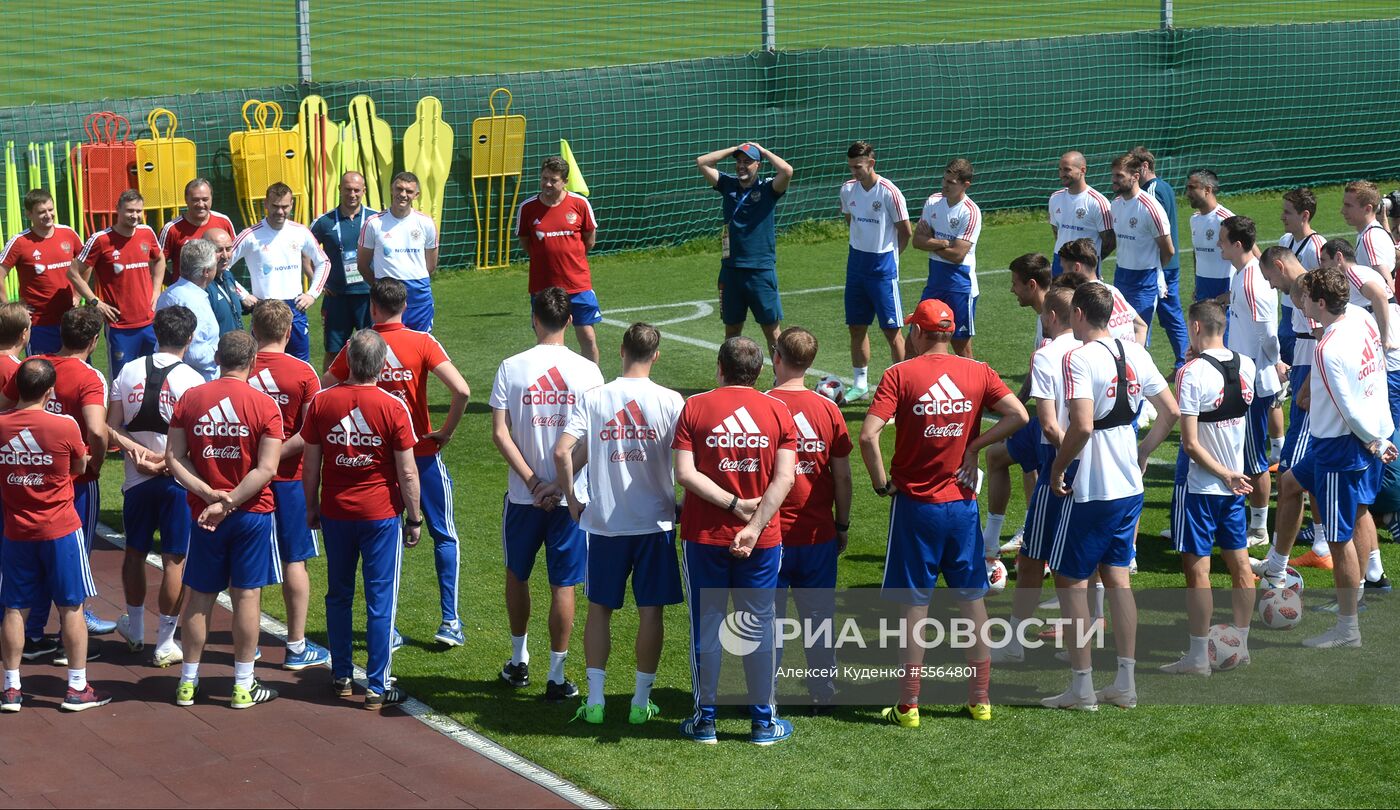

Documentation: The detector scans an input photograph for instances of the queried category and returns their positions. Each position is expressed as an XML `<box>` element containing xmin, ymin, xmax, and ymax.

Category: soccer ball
<box><xmin>1206</xmin><ymin>623</ymin><xmax>1246</xmax><ymax>671</ymax></box>
<box><xmin>1257</xmin><ymin>565</ymin><xmax>1305</xmax><ymax>594</ymax></box>
<box><xmin>986</xmin><ymin>559</ymin><xmax>1008</xmax><ymax>593</ymax></box>
<box><xmin>815</xmin><ymin>375</ymin><xmax>847</xmax><ymax>406</ymax></box>
<box><xmin>1258</xmin><ymin>588</ymin><xmax>1303</xmax><ymax>630</ymax></box>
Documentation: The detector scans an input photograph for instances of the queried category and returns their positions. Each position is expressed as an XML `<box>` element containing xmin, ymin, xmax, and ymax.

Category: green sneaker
<box><xmin>230</xmin><ymin>679</ymin><xmax>279</xmax><ymax>709</ymax></box>
<box><xmin>845</xmin><ymin>383</ymin><xmax>870</xmax><ymax>403</ymax></box>
<box><xmin>175</xmin><ymin>679</ymin><xmax>198</xmax><ymax>707</ymax></box>
<box><xmin>571</xmin><ymin>702</ymin><xmax>605</xmax><ymax>724</ymax></box>
<box><xmin>628</xmin><ymin>700</ymin><xmax>661</xmax><ymax>725</ymax></box>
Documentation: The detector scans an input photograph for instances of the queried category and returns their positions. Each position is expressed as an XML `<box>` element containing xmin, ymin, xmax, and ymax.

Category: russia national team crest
<box><xmin>1075</xmin><ymin>206</ymin><xmax>1087</xmax><ymax>219</ymax></box>
<box><xmin>565</xmin><ymin>211</ymin><xmax>579</xmax><ymax>225</ymax></box>
<box><xmin>411</xmin><ymin>228</ymin><xmax>423</xmax><ymax>242</ymax></box>
<box><xmin>950</xmin><ymin>216</ymin><xmax>962</xmax><ymax>230</ymax></box>
<box><xmin>872</xmin><ymin>200</ymin><xmax>883</xmax><ymax>211</ymax></box>
<box><xmin>1206</xmin><ymin>228</ymin><xmax>1215</xmax><ymax>241</ymax></box>
<box><xmin>1129</xmin><ymin>217</ymin><xmax>1139</xmax><ymax>229</ymax></box>
<box><xmin>60</xmin><ymin>241</ymin><xmax>71</xmax><ymax>252</ymax></box>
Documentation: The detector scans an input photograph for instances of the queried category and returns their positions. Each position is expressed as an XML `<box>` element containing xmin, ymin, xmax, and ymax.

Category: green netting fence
<box><xmin>1</xmin><ymin>1</ymin><xmax>1398</xmax><ymax>269</ymax></box>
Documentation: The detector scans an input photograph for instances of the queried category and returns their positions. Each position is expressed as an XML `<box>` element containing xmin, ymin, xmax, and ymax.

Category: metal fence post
<box><xmin>295</xmin><ymin>0</ymin><xmax>313</xmax><ymax>84</ymax></box>
<box><xmin>1161</xmin><ymin>0</ymin><xmax>1173</xmax><ymax>29</ymax></box>
<box><xmin>761</xmin><ymin>0</ymin><xmax>776</xmax><ymax>51</ymax></box>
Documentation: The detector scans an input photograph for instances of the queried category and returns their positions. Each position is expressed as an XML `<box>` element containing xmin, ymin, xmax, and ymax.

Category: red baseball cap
<box><xmin>905</xmin><ymin>299</ymin><xmax>956</xmax><ymax>333</ymax></box>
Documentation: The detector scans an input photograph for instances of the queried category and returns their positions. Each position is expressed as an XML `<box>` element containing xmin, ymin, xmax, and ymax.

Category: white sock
<box><xmin>1091</xmin><ymin>581</ymin><xmax>1105</xmax><ymax>620</ymax></box>
<box><xmin>633</xmin><ymin>671</ymin><xmax>656</xmax><ymax>708</ymax></box>
<box><xmin>125</xmin><ymin>605</ymin><xmax>145</xmax><ymax>639</ymax></box>
<box><xmin>1367</xmin><ymin>549</ymin><xmax>1385</xmax><ymax>582</ymax></box>
<box><xmin>287</xmin><ymin>637</ymin><xmax>307</xmax><ymax>655</ymax></box>
<box><xmin>157</xmin><ymin>614</ymin><xmax>178</xmax><ymax>648</ymax></box>
<box><xmin>511</xmin><ymin>633</ymin><xmax>529</xmax><ymax>666</ymax></box>
<box><xmin>1234</xmin><ymin>624</ymin><xmax>1250</xmax><ymax>643</ymax></box>
<box><xmin>1187</xmin><ymin>635</ymin><xmax>1208</xmax><ymax>664</ymax></box>
<box><xmin>586</xmin><ymin>667</ymin><xmax>605</xmax><ymax>706</ymax></box>
<box><xmin>1338</xmin><ymin>613</ymin><xmax>1360</xmax><ymax>632</ymax></box>
<box><xmin>233</xmin><ymin>660</ymin><xmax>255</xmax><ymax>690</ymax></box>
<box><xmin>68</xmin><ymin>668</ymin><xmax>86</xmax><ymax>691</ymax></box>
<box><xmin>4</xmin><ymin>669</ymin><xmax>19</xmax><ymax>690</ymax></box>
<box><xmin>1312</xmin><ymin>526</ymin><xmax>1331</xmax><ymax>557</ymax></box>
<box><xmin>1071</xmin><ymin>667</ymin><xmax>1093</xmax><ymax>697</ymax></box>
<box><xmin>548</xmin><ymin>650</ymin><xmax>568</xmax><ymax>685</ymax></box>
<box><xmin>1004</xmin><ymin>618</ymin><xmax>1027</xmax><ymax>656</ymax></box>
<box><xmin>1270</xmin><ymin>436</ymin><xmax>1284</xmax><ymax>459</ymax></box>
<box><xmin>180</xmin><ymin>662</ymin><xmax>199</xmax><ymax>685</ymax></box>
<box><xmin>853</xmin><ymin>366</ymin><xmax>869</xmax><ymax>389</ymax></box>
<box><xmin>1113</xmin><ymin>657</ymin><xmax>1136</xmax><ymax>693</ymax></box>
<box><xmin>1249</xmin><ymin>506</ymin><xmax>1268</xmax><ymax>531</ymax></box>
<box><xmin>1265</xmin><ymin>548</ymin><xmax>1288</xmax><ymax>577</ymax></box>
<box><xmin>983</xmin><ymin>514</ymin><xmax>1006</xmax><ymax>555</ymax></box>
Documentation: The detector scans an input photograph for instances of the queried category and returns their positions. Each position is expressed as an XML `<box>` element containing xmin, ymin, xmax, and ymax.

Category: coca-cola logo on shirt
<box><xmin>6</xmin><ymin>472</ymin><xmax>45</xmax><ymax>486</ymax></box>
<box><xmin>202</xmin><ymin>445</ymin><xmax>241</xmax><ymax>459</ymax></box>
<box><xmin>718</xmin><ymin>457</ymin><xmax>760</xmax><ymax>473</ymax></box>
<box><xmin>531</xmin><ymin>414</ymin><xmax>567</xmax><ymax>427</ymax></box>
<box><xmin>610</xmin><ymin>449</ymin><xmax>648</xmax><ymax>463</ymax></box>
<box><xmin>795</xmin><ymin>460</ymin><xmax>818</xmax><ymax>475</ymax></box>
<box><xmin>923</xmin><ymin>423</ymin><xmax>966</xmax><ymax>438</ymax></box>
<box><xmin>335</xmin><ymin>454</ymin><xmax>375</xmax><ymax>468</ymax></box>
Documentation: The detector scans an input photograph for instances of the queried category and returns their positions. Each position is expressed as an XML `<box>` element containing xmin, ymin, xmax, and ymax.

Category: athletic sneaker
<box><xmin>1040</xmin><ymin>689</ymin><xmax>1098</xmax><ymax>711</ymax></box>
<box><xmin>175</xmin><ymin>680</ymin><xmax>199</xmax><ymax>707</ymax></box>
<box><xmin>629</xmin><ymin>700</ymin><xmax>661</xmax><ymax>724</ymax></box>
<box><xmin>501</xmin><ymin>660</ymin><xmax>530</xmax><ymax>688</ymax></box>
<box><xmin>1365</xmin><ymin>575</ymin><xmax>1393</xmax><ymax>594</ymax></box>
<box><xmin>544</xmin><ymin>679</ymin><xmax>579</xmax><ymax>703</ymax></box>
<box><xmin>1</xmin><ymin>687</ymin><xmax>22</xmax><ymax>713</ymax></box>
<box><xmin>1246</xmin><ymin>527</ymin><xmax>1270</xmax><ymax>548</ymax></box>
<box><xmin>54</xmin><ymin>643</ymin><xmax>100</xmax><ymax>667</ymax></box>
<box><xmin>60</xmin><ymin>685</ymin><xmax>112</xmax><ymax>712</ymax></box>
<box><xmin>391</xmin><ymin>628</ymin><xmax>405</xmax><ymax>651</ymax></box>
<box><xmin>1292</xmin><ymin>550</ymin><xmax>1333</xmax><ymax>570</ymax></box>
<box><xmin>1095</xmin><ymin>684</ymin><xmax>1138</xmax><ymax>709</ymax></box>
<box><xmin>1128</xmin><ymin>558</ymin><xmax>1139</xmax><ymax>575</ymax></box>
<box><xmin>999</xmin><ymin>526</ymin><xmax>1025</xmax><ymax>555</ymax></box>
<box><xmin>1159</xmin><ymin>527</ymin><xmax>1172</xmax><ymax>540</ymax></box>
<box><xmin>283</xmin><ymin>641</ymin><xmax>331</xmax><ymax>671</ymax></box>
<box><xmin>1381</xmin><ymin>512</ymin><xmax>1400</xmax><ymax>542</ymax></box>
<box><xmin>881</xmin><ymin>704</ymin><xmax>919</xmax><ymax>728</ymax></box>
<box><xmin>115</xmin><ymin>614</ymin><xmax>144</xmax><ymax>652</ymax></box>
<box><xmin>967</xmin><ymin>703</ymin><xmax>992</xmax><ymax>721</ymax></box>
<box><xmin>364</xmin><ymin>686</ymin><xmax>407</xmax><ymax>712</ymax></box>
<box><xmin>680</xmin><ymin>717</ymin><xmax>718</xmax><ymax>744</ymax></box>
<box><xmin>1301</xmin><ymin>625</ymin><xmax>1362</xmax><ymax>648</ymax></box>
<box><xmin>844</xmin><ymin>384</ymin><xmax>869</xmax><ymax>403</ymax></box>
<box><xmin>1159</xmin><ymin>655</ymin><xmax>1211</xmax><ymax>677</ymax></box>
<box><xmin>21</xmin><ymin>636</ymin><xmax>58</xmax><ymax>661</ymax></box>
<box><xmin>1038</xmin><ymin>596</ymin><xmax>1061</xmax><ymax>612</ymax></box>
<box><xmin>85</xmin><ymin>610</ymin><xmax>116</xmax><ymax>635</ymax></box>
<box><xmin>230</xmin><ymin>680</ymin><xmax>279</xmax><ymax>709</ymax></box>
<box><xmin>331</xmin><ymin>677</ymin><xmax>354</xmax><ymax>698</ymax></box>
<box><xmin>434</xmin><ymin>623</ymin><xmax>466</xmax><ymax>647</ymax></box>
<box><xmin>152</xmin><ymin>645</ymin><xmax>183</xmax><ymax>668</ymax></box>
<box><xmin>572</xmin><ymin>702</ymin><xmax>604</xmax><ymax>724</ymax></box>
<box><xmin>750</xmin><ymin>718</ymin><xmax>794</xmax><ymax>745</ymax></box>
<box><xmin>1296</xmin><ymin>523</ymin><xmax>1315</xmax><ymax>544</ymax></box>
<box><xmin>1312</xmin><ymin>598</ymin><xmax>1368</xmax><ymax>614</ymax></box>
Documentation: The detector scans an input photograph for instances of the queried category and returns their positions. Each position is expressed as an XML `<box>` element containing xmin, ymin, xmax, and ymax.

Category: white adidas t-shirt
<box><xmin>1226</xmin><ymin>258</ymin><xmax>1281</xmax><ymax>396</ymax></box>
<box><xmin>110</xmin><ymin>352</ymin><xmax>207</xmax><ymax>491</ymax></box>
<box><xmin>359</xmin><ymin>208</ymin><xmax>439</xmax><ymax>282</ymax></box>
<box><xmin>1028</xmin><ymin>331</ymin><xmax>1082</xmax><ymax>446</ymax></box>
<box><xmin>840</xmin><ymin>176</ymin><xmax>909</xmax><ymax>255</ymax></box>
<box><xmin>1049</xmin><ymin>186</ymin><xmax>1113</xmax><ymax>255</ymax></box>
<box><xmin>563</xmin><ymin>376</ymin><xmax>684</xmax><ymax>536</ymax></box>
<box><xmin>1342</xmin><ymin>263</ymin><xmax>1400</xmax><ymax>372</ymax></box>
<box><xmin>1190</xmin><ymin>204</ymin><xmax>1235</xmax><ymax>281</ymax></box>
<box><xmin>489</xmin><ymin>343</ymin><xmax>604</xmax><ymax>505</ymax></box>
<box><xmin>1063</xmin><ymin>338</ymin><xmax>1168</xmax><ymax>502</ymax></box>
<box><xmin>229</xmin><ymin>219</ymin><xmax>331</xmax><ymax>300</ymax></box>
<box><xmin>1176</xmin><ymin>348</ymin><xmax>1256</xmax><ymax>496</ymax></box>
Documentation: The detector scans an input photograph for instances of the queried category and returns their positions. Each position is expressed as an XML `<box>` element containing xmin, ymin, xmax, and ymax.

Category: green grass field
<box><xmin>84</xmin><ymin>181</ymin><xmax>1400</xmax><ymax>807</ymax></box>
<box><xmin>5</xmin><ymin>0</ymin><xmax>1394</xmax><ymax>107</ymax></box>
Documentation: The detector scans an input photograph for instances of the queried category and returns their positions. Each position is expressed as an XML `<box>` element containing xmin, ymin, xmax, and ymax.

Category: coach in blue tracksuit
<box><xmin>1135</xmin><ymin>146</ymin><xmax>1189</xmax><ymax>369</ymax></box>
<box><xmin>313</xmin><ymin>172</ymin><xmax>376</xmax><ymax>370</ymax></box>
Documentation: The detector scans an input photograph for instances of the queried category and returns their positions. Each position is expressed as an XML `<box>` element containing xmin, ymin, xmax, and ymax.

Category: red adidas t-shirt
<box><xmin>77</xmin><ymin>225</ymin><xmax>163</xmax><ymax>328</ymax></box>
<box><xmin>159</xmin><ymin>212</ymin><xmax>236</xmax><ymax>284</ymax></box>
<box><xmin>867</xmin><ymin>352</ymin><xmax>1011</xmax><ymax>503</ymax></box>
<box><xmin>169</xmin><ymin>377</ymin><xmax>283</xmax><ymax>515</ymax></box>
<box><xmin>300</xmin><ymin>383</ymin><xmax>417</xmax><ymax>521</ymax></box>
<box><xmin>766</xmin><ymin>388</ymin><xmax>852</xmax><ymax>546</ymax></box>
<box><xmin>328</xmin><ymin>322</ymin><xmax>450</xmax><ymax>456</ymax></box>
<box><xmin>518</xmin><ymin>192</ymin><xmax>596</xmax><ymax>294</ymax></box>
<box><xmin>249</xmin><ymin>350</ymin><xmax>321</xmax><ymax>481</ymax></box>
<box><xmin>4</xmin><ymin>354</ymin><xmax>108</xmax><ymax>485</ymax></box>
<box><xmin>0</xmin><ymin>355</ymin><xmax>21</xmax><ymax>391</ymax></box>
<box><xmin>672</xmin><ymin>386</ymin><xmax>797</xmax><ymax>548</ymax></box>
<box><xmin>0</xmin><ymin>408</ymin><xmax>85</xmax><ymax>541</ymax></box>
<box><xmin>1</xmin><ymin>227</ymin><xmax>80</xmax><ymax>326</ymax></box>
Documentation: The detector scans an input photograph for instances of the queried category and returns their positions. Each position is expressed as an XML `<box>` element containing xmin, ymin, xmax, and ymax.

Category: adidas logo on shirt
<box><xmin>327</xmin><ymin>407</ymin><xmax>384</xmax><ymax>447</ymax></box>
<box><xmin>250</xmin><ymin>368</ymin><xmax>291</xmax><ymax>405</ymax></box>
<box><xmin>706</xmin><ymin>406</ymin><xmax>770</xmax><ymax>449</ymax></box>
<box><xmin>522</xmin><ymin>367</ymin><xmax>575</xmax><ymax>406</ymax></box>
<box><xmin>193</xmin><ymin>397</ymin><xmax>251</xmax><ymax>437</ymax></box>
<box><xmin>792</xmin><ymin>412</ymin><xmax>827</xmax><ymax>454</ymax></box>
<box><xmin>379</xmin><ymin>346</ymin><xmax>415</xmax><ymax>383</ymax></box>
<box><xmin>912</xmin><ymin>374</ymin><xmax>973</xmax><ymax>416</ymax></box>
<box><xmin>598</xmin><ymin>400</ymin><xmax>658</xmax><ymax>441</ymax></box>
<box><xmin>0</xmin><ymin>429</ymin><xmax>54</xmax><ymax>466</ymax></box>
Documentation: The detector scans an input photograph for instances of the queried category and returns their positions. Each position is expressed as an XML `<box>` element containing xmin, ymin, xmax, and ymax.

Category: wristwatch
<box><xmin>873</xmin><ymin>481</ymin><xmax>894</xmax><ymax>497</ymax></box>
<box><xmin>405</xmin><ymin>516</ymin><xmax>424</xmax><ymax>528</ymax></box>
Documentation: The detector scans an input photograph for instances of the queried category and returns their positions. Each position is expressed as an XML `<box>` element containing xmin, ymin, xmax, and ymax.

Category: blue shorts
<box><xmin>1388</xmin><ymin>369</ymin><xmax>1400</xmax><ymax>431</ymax></box>
<box><xmin>124</xmin><ymin>476</ymin><xmax>192</xmax><ymax>556</ymax></box>
<box><xmin>1113</xmin><ymin>268</ymin><xmax>1160</xmax><ymax>342</ymax></box>
<box><xmin>1280</xmin><ymin>365</ymin><xmax>1311</xmax><ymax>472</ymax></box>
<box><xmin>74</xmin><ymin>479</ymin><xmax>98</xmax><ymax>549</ymax></box>
<box><xmin>501</xmin><ymin>499</ymin><xmax>586</xmax><ymax>586</ymax></box>
<box><xmin>1</xmin><ymin>531</ymin><xmax>94</xmax><ymax>609</ymax></box>
<box><xmin>272</xmin><ymin>480</ymin><xmax>319</xmax><ymax>564</ymax></box>
<box><xmin>718</xmin><ymin>266</ymin><xmax>783</xmax><ymax>326</ymax></box>
<box><xmin>283</xmin><ymin>302</ymin><xmax>311</xmax><ymax>363</ymax></box>
<box><xmin>920</xmin><ymin>286</ymin><xmax>976</xmax><ymax>339</ymax></box>
<box><xmin>1290</xmin><ymin>454</ymin><xmax>1383</xmax><ymax>545</ymax></box>
<box><xmin>1278</xmin><ymin>305</ymin><xmax>1297</xmax><ymax>366</ymax></box>
<box><xmin>584</xmin><ymin>530</ymin><xmax>683</xmax><ymax>610</ymax></box>
<box><xmin>401</xmin><ymin>277</ymin><xmax>436</xmax><ymax>333</ymax></box>
<box><xmin>1171</xmin><ymin>489</ymin><xmax>1247</xmax><ymax>556</ymax></box>
<box><xmin>882</xmin><ymin>495</ymin><xmax>985</xmax><ymax>604</ymax></box>
<box><xmin>106</xmin><ymin>324</ymin><xmax>157</xmax><ymax>377</ymax></box>
<box><xmin>27</xmin><ymin>324</ymin><xmax>61</xmax><ymax>356</ymax></box>
<box><xmin>1049</xmin><ymin>495</ymin><xmax>1141</xmax><ymax>581</ymax></box>
<box><xmin>1243</xmin><ymin>393</ymin><xmax>1276</xmax><ymax>476</ymax></box>
<box><xmin>1006</xmin><ymin>416</ymin><xmax>1042</xmax><ymax>473</ymax></box>
<box><xmin>778</xmin><ymin>538</ymin><xmax>839</xmax><ymax>590</ymax></box>
<box><xmin>844</xmin><ymin>249</ymin><xmax>902</xmax><ymax>329</ymax></box>
<box><xmin>1193</xmin><ymin>276</ymin><xmax>1230</xmax><ymax>302</ymax></box>
<box><xmin>322</xmin><ymin>291</ymin><xmax>371</xmax><ymax>354</ymax></box>
<box><xmin>183</xmin><ymin>510</ymin><xmax>282</xmax><ymax>593</ymax></box>
<box><xmin>1022</xmin><ymin>454</ymin><xmax>1077</xmax><ymax>562</ymax></box>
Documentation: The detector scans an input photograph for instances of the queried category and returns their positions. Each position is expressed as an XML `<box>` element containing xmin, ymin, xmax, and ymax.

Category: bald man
<box><xmin>204</xmin><ymin>228</ymin><xmax>252</xmax><ymax>335</ymax></box>
<box><xmin>311</xmin><ymin>172</ymin><xmax>377</xmax><ymax>369</ymax></box>
<box><xmin>1048</xmin><ymin>151</ymin><xmax>1115</xmax><ymax>277</ymax></box>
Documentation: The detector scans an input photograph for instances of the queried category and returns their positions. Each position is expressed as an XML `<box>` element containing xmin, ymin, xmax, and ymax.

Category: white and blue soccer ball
<box><xmin>815</xmin><ymin>375</ymin><xmax>847</xmax><ymax>406</ymax></box>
